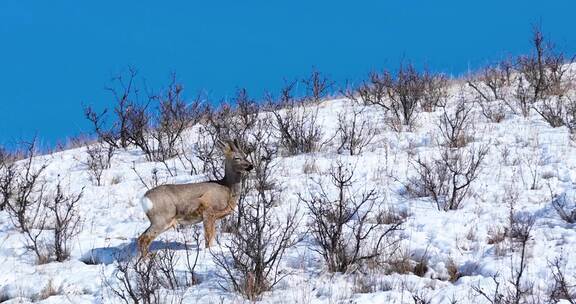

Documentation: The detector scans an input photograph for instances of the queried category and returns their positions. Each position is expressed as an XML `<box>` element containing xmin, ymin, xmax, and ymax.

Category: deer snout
<box><xmin>246</xmin><ymin>163</ymin><xmax>254</xmax><ymax>171</ymax></box>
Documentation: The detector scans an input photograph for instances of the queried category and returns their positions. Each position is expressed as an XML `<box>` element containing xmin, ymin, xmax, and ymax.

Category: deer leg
<box><xmin>137</xmin><ymin>221</ymin><xmax>173</xmax><ymax>257</ymax></box>
<box><xmin>203</xmin><ymin>213</ymin><xmax>216</xmax><ymax>248</ymax></box>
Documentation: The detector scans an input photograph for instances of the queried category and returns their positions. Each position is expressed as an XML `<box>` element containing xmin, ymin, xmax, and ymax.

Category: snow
<box><xmin>1</xmin><ymin>78</ymin><xmax>576</xmax><ymax>303</ymax></box>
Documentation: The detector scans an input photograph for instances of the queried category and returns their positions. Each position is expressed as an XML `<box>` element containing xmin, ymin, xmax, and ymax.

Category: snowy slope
<box><xmin>1</xmin><ymin>79</ymin><xmax>576</xmax><ymax>304</ymax></box>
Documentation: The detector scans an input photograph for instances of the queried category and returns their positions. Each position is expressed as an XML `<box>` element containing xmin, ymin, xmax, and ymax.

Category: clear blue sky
<box><xmin>1</xmin><ymin>1</ymin><xmax>574</xmax><ymax>148</ymax></box>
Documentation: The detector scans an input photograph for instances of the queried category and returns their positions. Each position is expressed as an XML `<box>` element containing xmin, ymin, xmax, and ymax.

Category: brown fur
<box><xmin>137</xmin><ymin>140</ymin><xmax>252</xmax><ymax>256</ymax></box>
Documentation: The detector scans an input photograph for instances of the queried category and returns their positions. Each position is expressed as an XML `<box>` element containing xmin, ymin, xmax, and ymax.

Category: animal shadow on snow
<box><xmin>80</xmin><ymin>239</ymin><xmax>189</xmax><ymax>265</ymax></box>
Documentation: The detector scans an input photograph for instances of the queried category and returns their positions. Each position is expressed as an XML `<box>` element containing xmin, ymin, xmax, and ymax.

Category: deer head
<box><xmin>219</xmin><ymin>139</ymin><xmax>253</xmax><ymax>177</ymax></box>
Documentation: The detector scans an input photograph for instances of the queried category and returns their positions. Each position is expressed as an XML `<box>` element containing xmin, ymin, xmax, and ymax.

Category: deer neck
<box><xmin>220</xmin><ymin>161</ymin><xmax>242</xmax><ymax>196</ymax></box>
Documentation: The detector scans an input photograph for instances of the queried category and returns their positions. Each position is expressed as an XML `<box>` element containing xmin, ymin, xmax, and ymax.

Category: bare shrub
<box><xmin>518</xmin><ymin>136</ymin><xmax>543</xmax><ymax>190</ymax></box>
<box><xmin>551</xmin><ymin>192</ymin><xmax>576</xmax><ymax>223</ymax></box>
<box><xmin>84</xmin><ymin>67</ymin><xmax>140</xmax><ymax>149</ymax></box>
<box><xmin>467</xmin><ymin>60</ymin><xmax>516</xmax><ymax>117</ymax></box>
<box><xmin>516</xmin><ymin>26</ymin><xmax>574</xmax><ymax>126</ymax></box>
<box><xmin>408</xmin><ymin>145</ymin><xmax>489</xmax><ymax>211</ymax></box>
<box><xmin>354</xmin><ymin>72</ymin><xmax>390</xmax><ymax>109</ymax></box>
<box><xmin>385</xmin><ymin>64</ymin><xmax>424</xmax><ymax>127</ymax></box>
<box><xmin>0</xmin><ymin>147</ymin><xmax>16</xmax><ymax>211</ymax></box>
<box><xmin>204</xmin><ymin>89</ymin><xmax>259</xmax><ymax>149</ymax></box>
<box><xmin>514</xmin><ymin>76</ymin><xmax>534</xmax><ymax>118</ymax></box>
<box><xmin>534</xmin><ymin>94</ymin><xmax>574</xmax><ymax>129</ymax></box>
<box><xmin>83</xmin><ymin>141</ymin><xmax>114</xmax><ymax>186</ymax></box>
<box><xmin>106</xmin><ymin>256</ymin><xmax>163</xmax><ymax>304</ymax></box>
<box><xmin>298</xmin><ymin>161</ymin><xmax>404</xmax><ymax>273</ymax></box>
<box><xmin>372</xmin><ymin>64</ymin><xmax>449</xmax><ymax>129</ymax></box>
<box><xmin>487</xmin><ymin>225</ymin><xmax>507</xmax><ymax>245</ymax></box>
<box><xmin>106</xmin><ymin>239</ymin><xmax>198</xmax><ymax>304</ymax></box>
<box><xmin>508</xmin><ymin>214</ymin><xmax>535</xmax><ymax>303</ymax></box>
<box><xmin>565</xmin><ymin>94</ymin><xmax>576</xmax><ymax>134</ymax></box>
<box><xmin>302</xmin><ymin>69</ymin><xmax>334</xmax><ymax>103</ymax></box>
<box><xmin>194</xmin><ymin>90</ymin><xmax>260</xmax><ymax>178</ymax></box>
<box><xmin>421</xmin><ymin>70</ymin><xmax>449</xmax><ymax>111</ymax></box>
<box><xmin>473</xmin><ymin>213</ymin><xmax>536</xmax><ymax>304</ymax></box>
<box><xmin>437</xmin><ymin>96</ymin><xmax>474</xmax><ymax>148</ymax></box>
<box><xmin>335</xmin><ymin>106</ymin><xmax>377</xmax><ymax>155</ymax></box>
<box><xmin>85</xmin><ymin>69</ymin><xmax>205</xmax><ymax>162</ymax></box>
<box><xmin>131</xmin><ymin>165</ymin><xmax>169</xmax><ymax>190</ymax></box>
<box><xmin>548</xmin><ymin>256</ymin><xmax>576</xmax><ymax>304</ymax></box>
<box><xmin>412</xmin><ymin>293</ymin><xmax>433</xmax><ymax>304</ymax></box>
<box><xmin>467</xmin><ymin>63</ymin><xmax>513</xmax><ymax>122</ymax></box>
<box><xmin>270</xmin><ymin>82</ymin><xmax>325</xmax><ymax>155</ymax></box>
<box><xmin>5</xmin><ymin>145</ymin><xmax>83</xmax><ymax>264</ymax></box>
<box><xmin>181</xmin><ymin>226</ymin><xmax>201</xmax><ymax>287</ymax></box>
<box><xmin>131</xmin><ymin>75</ymin><xmax>206</xmax><ymax>163</ymax></box>
<box><xmin>46</xmin><ymin>180</ymin><xmax>83</xmax><ymax>262</ymax></box>
<box><xmin>468</xmin><ymin>60</ymin><xmax>514</xmax><ymax>103</ymax></box>
<box><xmin>194</xmin><ymin>127</ymin><xmax>223</xmax><ymax>179</ymax></box>
<box><xmin>3</xmin><ymin>141</ymin><xmax>51</xmax><ymax>263</ymax></box>
<box><xmin>176</xmin><ymin>139</ymin><xmax>200</xmax><ymax>176</ymax></box>
<box><xmin>212</xmin><ymin>129</ymin><xmax>300</xmax><ymax>300</ymax></box>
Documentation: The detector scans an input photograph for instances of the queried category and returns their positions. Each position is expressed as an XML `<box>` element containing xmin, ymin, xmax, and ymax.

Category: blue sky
<box><xmin>0</xmin><ymin>1</ymin><xmax>575</xmax><ymax>149</ymax></box>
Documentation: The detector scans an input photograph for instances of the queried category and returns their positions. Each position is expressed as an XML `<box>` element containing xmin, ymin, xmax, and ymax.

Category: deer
<box><xmin>137</xmin><ymin>139</ymin><xmax>253</xmax><ymax>257</ymax></box>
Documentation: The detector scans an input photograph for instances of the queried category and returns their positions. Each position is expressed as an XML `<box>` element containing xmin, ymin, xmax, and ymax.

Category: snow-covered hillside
<box><xmin>1</xmin><ymin>72</ymin><xmax>576</xmax><ymax>304</ymax></box>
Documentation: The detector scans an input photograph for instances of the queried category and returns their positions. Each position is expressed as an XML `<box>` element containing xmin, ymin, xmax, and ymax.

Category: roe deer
<box><xmin>137</xmin><ymin>139</ymin><xmax>253</xmax><ymax>256</ymax></box>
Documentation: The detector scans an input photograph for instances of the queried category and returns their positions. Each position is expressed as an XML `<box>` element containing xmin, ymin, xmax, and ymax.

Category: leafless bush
<box><xmin>357</xmin><ymin>66</ymin><xmax>447</xmax><ymax>118</ymax></box>
<box><xmin>473</xmin><ymin>213</ymin><xmax>536</xmax><ymax>304</ymax></box>
<box><xmin>408</xmin><ymin>145</ymin><xmax>489</xmax><ymax>211</ymax></box>
<box><xmin>131</xmin><ymin>164</ymin><xmax>169</xmax><ymax>191</ymax></box>
<box><xmin>548</xmin><ymin>256</ymin><xmax>576</xmax><ymax>304</ymax></box>
<box><xmin>551</xmin><ymin>193</ymin><xmax>576</xmax><ymax>223</ymax></box>
<box><xmin>191</xmin><ymin>89</ymin><xmax>260</xmax><ymax>178</ymax></box>
<box><xmin>565</xmin><ymin>94</ymin><xmax>576</xmax><ymax>134</ymax></box>
<box><xmin>518</xmin><ymin>136</ymin><xmax>543</xmax><ymax>190</ymax></box>
<box><xmin>83</xmin><ymin>141</ymin><xmax>114</xmax><ymax>186</ymax></box>
<box><xmin>0</xmin><ymin>147</ymin><xmax>16</xmax><ymax>211</ymax></box>
<box><xmin>180</xmin><ymin>226</ymin><xmax>201</xmax><ymax>286</ymax></box>
<box><xmin>385</xmin><ymin>64</ymin><xmax>423</xmax><ymax>127</ymax></box>
<box><xmin>303</xmin><ymin>69</ymin><xmax>334</xmax><ymax>103</ymax></box>
<box><xmin>508</xmin><ymin>214</ymin><xmax>535</xmax><ymax>304</ymax></box>
<box><xmin>85</xmin><ymin>69</ymin><xmax>205</xmax><ymax>162</ymax></box>
<box><xmin>299</xmin><ymin>161</ymin><xmax>404</xmax><ymax>273</ymax></box>
<box><xmin>131</xmin><ymin>75</ymin><xmax>206</xmax><ymax>163</ymax></box>
<box><xmin>84</xmin><ymin>67</ymin><xmax>140</xmax><ymax>149</ymax></box>
<box><xmin>372</xmin><ymin>64</ymin><xmax>449</xmax><ymax>129</ymax></box>
<box><xmin>335</xmin><ymin>106</ymin><xmax>377</xmax><ymax>155</ymax></box>
<box><xmin>106</xmin><ymin>235</ymin><xmax>199</xmax><ymax>304</ymax></box>
<box><xmin>2</xmin><ymin>141</ymin><xmax>51</xmax><ymax>263</ymax></box>
<box><xmin>106</xmin><ymin>256</ymin><xmax>163</xmax><ymax>304</ymax></box>
<box><xmin>204</xmin><ymin>89</ymin><xmax>259</xmax><ymax>149</ymax></box>
<box><xmin>194</xmin><ymin>127</ymin><xmax>223</xmax><ymax>179</ymax></box>
<box><xmin>534</xmin><ymin>95</ymin><xmax>572</xmax><ymax>128</ymax></box>
<box><xmin>516</xmin><ymin>26</ymin><xmax>574</xmax><ymax>125</ymax></box>
<box><xmin>3</xmin><ymin>142</ymin><xmax>84</xmax><ymax>263</ymax></box>
<box><xmin>46</xmin><ymin>180</ymin><xmax>83</xmax><ymax>262</ymax></box>
<box><xmin>468</xmin><ymin>60</ymin><xmax>514</xmax><ymax>103</ymax></box>
<box><xmin>467</xmin><ymin>62</ymin><xmax>514</xmax><ymax>123</ymax></box>
<box><xmin>514</xmin><ymin>76</ymin><xmax>533</xmax><ymax>118</ymax></box>
<box><xmin>438</xmin><ymin>96</ymin><xmax>474</xmax><ymax>148</ymax></box>
<box><xmin>270</xmin><ymin>82</ymin><xmax>325</xmax><ymax>155</ymax></box>
<box><xmin>421</xmin><ymin>70</ymin><xmax>449</xmax><ymax>111</ymax></box>
<box><xmin>355</xmin><ymin>72</ymin><xmax>390</xmax><ymax>109</ymax></box>
<box><xmin>212</xmin><ymin>129</ymin><xmax>300</xmax><ymax>300</ymax></box>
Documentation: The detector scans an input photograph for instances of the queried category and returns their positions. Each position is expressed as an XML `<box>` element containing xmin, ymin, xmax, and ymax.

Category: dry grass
<box><xmin>36</xmin><ymin>279</ymin><xmax>61</xmax><ymax>301</ymax></box>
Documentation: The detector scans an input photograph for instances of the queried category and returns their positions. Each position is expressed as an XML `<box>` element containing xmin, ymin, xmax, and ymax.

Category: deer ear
<box><xmin>233</xmin><ymin>139</ymin><xmax>240</xmax><ymax>151</ymax></box>
<box><xmin>216</xmin><ymin>140</ymin><xmax>232</xmax><ymax>154</ymax></box>
<box><xmin>222</xmin><ymin>139</ymin><xmax>237</xmax><ymax>152</ymax></box>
